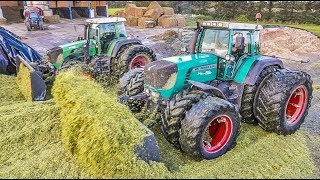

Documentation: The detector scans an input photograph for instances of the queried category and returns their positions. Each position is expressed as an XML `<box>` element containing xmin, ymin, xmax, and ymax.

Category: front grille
<box><xmin>144</xmin><ymin>60</ymin><xmax>177</xmax><ymax>89</ymax></box>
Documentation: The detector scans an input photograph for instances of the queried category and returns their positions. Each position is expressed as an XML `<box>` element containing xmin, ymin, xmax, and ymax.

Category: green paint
<box><xmin>50</xmin><ymin>21</ymin><xmax>129</xmax><ymax>69</ymax></box>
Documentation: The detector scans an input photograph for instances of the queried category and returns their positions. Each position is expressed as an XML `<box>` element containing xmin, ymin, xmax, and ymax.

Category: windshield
<box><xmin>199</xmin><ymin>29</ymin><xmax>229</xmax><ymax>58</ymax></box>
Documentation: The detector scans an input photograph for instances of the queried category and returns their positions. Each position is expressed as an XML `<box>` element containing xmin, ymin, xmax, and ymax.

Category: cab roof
<box><xmin>200</xmin><ymin>21</ymin><xmax>263</xmax><ymax>30</ymax></box>
<box><xmin>85</xmin><ymin>17</ymin><xmax>126</xmax><ymax>24</ymax></box>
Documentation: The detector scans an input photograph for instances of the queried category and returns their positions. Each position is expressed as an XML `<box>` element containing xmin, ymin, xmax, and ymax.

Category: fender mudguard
<box><xmin>111</xmin><ymin>38</ymin><xmax>142</xmax><ymax>57</ymax></box>
<box><xmin>245</xmin><ymin>56</ymin><xmax>284</xmax><ymax>86</ymax></box>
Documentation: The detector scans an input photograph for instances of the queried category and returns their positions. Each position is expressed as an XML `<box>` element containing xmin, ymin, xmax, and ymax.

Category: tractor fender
<box><xmin>245</xmin><ymin>57</ymin><xmax>284</xmax><ymax>86</ymax></box>
<box><xmin>187</xmin><ymin>80</ymin><xmax>227</xmax><ymax>100</ymax></box>
<box><xmin>111</xmin><ymin>38</ymin><xmax>142</xmax><ymax>57</ymax></box>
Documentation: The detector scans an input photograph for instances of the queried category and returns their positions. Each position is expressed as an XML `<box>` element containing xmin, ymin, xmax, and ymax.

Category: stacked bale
<box><xmin>114</xmin><ymin>1</ymin><xmax>186</xmax><ymax>28</ymax></box>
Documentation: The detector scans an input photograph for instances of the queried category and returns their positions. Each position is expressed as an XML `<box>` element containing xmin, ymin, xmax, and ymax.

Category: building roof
<box><xmin>200</xmin><ymin>21</ymin><xmax>263</xmax><ymax>30</ymax></box>
<box><xmin>85</xmin><ymin>17</ymin><xmax>126</xmax><ymax>24</ymax></box>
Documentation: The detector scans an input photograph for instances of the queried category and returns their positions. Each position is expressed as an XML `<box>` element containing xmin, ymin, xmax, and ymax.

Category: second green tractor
<box><xmin>118</xmin><ymin>21</ymin><xmax>313</xmax><ymax>160</ymax></box>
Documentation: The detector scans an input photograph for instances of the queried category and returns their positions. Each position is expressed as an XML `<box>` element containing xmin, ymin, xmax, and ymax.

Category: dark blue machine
<box><xmin>0</xmin><ymin>27</ymin><xmax>42</xmax><ymax>74</ymax></box>
<box><xmin>25</xmin><ymin>10</ymin><xmax>45</xmax><ymax>31</ymax></box>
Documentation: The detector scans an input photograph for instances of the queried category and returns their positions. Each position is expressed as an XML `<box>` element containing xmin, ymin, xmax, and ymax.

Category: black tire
<box><xmin>26</xmin><ymin>22</ymin><xmax>31</xmax><ymax>31</ymax></box>
<box><xmin>39</xmin><ymin>21</ymin><xmax>44</xmax><ymax>30</ymax></box>
<box><xmin>118</xmin><ymin>68</ymin><xmax>144</xmax><ymax>96</ymax></box>
<box><xmin>110</xmin><ymin>44</ymin><xmax>132</xmax><ymax>79</ymax></box>
<box><xmin>161</xmin><ymin>89</ymin><xmax>208</xmax><ymax>149</ymax></box>
<box><xmin>118</xmin><ymin>45</ymin><xmax>156</xmax><ymax>78</ymax></box>
<box><xmin>180</xmin><ymin>96</ymin><xmax>241</xmax><ymax>160</ymax></box>
<box><xmin>240</xmin><ymin>65</ymin><xmax>280</xmax><ymax>124</ymax></box>
<box><xmin>118</xmin><ymin>68</ymin><xmax>145</xmax><ymax>112</ymax></box>
<box><xmin>254</xmin><ymin>69</ymin><xmax>313</xmax><ymax>135</ymax></box>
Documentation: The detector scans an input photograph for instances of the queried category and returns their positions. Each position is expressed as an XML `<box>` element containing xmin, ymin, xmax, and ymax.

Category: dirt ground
<box><xmin>1</xmin><ymin>18</ymin><xmax>320</xmax><ymax>176</ymax></box>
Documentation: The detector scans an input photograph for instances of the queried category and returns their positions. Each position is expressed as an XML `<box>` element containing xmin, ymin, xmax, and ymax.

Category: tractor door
<box><xmin>99</xmin><ymin>23</ymin><xmax>116</xmax><ymax>54</ymax></box>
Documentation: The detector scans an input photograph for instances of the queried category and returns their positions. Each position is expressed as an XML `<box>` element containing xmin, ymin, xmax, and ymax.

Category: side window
<box><xmin>99</xmin><ymin>23</ymin><xmax>116</xmax><ymax>38</ymax></box>
<box><xmin>232</xmin><ymin>30</ymin><xmax>251</xmax><ymax>55</ymax></box>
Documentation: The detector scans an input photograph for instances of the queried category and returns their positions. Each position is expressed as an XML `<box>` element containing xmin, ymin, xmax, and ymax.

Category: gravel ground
<box><xmin>1</xmin><ymin>18</ymin><xmax>319</xmax><ymax>175</ymax></box>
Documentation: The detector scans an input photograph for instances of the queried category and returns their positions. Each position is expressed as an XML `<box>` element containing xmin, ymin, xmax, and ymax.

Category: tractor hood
<box><xmin>47</xmin><ymin>40</ymin><xmax>87</xmax><ymax>65</ymax></box>
<box><xmin>144</xmin><ymin>53</ymin><xmax>218</xmax><ymax>99</ymax></box>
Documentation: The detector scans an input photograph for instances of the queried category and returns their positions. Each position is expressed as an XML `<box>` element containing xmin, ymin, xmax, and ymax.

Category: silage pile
<box><xmin>0</xmin><ymin>75</ymin><xmax>88</xmax><ymax>178</ymax></box>
<box><xmin>260</xmin><ymin>27</ymin><xmax>320</xmax><ymax>61</ymax></box>
<box><xmin>51</xmin><ymin>68</ymin><xmax>171</xmax><ymax>178</ymax></box>
<box><xmin>16</xmin><ymin>64</ymin><xmax>33</xmax><ymax>101</ymax></box>
<box><xmin>0</xmin><ymin>69</ymin><xmax>318</xmax><ymax>178</ymax></box>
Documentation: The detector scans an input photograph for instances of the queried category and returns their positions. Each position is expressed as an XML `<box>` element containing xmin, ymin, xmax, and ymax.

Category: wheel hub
<box><xmin>202</xmin><ymin>115</ymin><xmax>233</xmax><ymax>153</ymax></box>
<box><xmin>285</xmin><ymin>85</ymin><xmax>308</xmax><ymax>125</ymax></box>
<box><xmin>130</xmin><ymin>55</ymin><xmax>148</xmax><ymax>69</ymax></box>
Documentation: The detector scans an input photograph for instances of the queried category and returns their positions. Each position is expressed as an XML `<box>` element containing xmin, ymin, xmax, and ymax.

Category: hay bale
<box><xmin>143</xmin><ymin>8</ymin><xmax>163</xmax><ymax>21</ymax></box>
<box><xmin>124</xmin><ymin>3</ymin><xmax>136</xmax><ymax>16</ymax></box>
<box><xmin>134</xmin><ymin>7</ymin><xmax>147</xmax><ymax>18</ymax></box>
<box><xmin>157</xmin><ymin>15</ymin><xmax>171</xmax><ymax>26</ymax></box>
<box><xmin>158</xmin><ymin>15</ymin><xmax>177</xmax><ymax>28</ymax></box>
<box><xmin>138</xmin><ymin>17</ymin><xmax>154</xmax><ymax>27</ymax></box>
<box><xmin>126</xmin><ymin>16</ymin><xmax>138</xmax><ymax>26</ymax></box>
<box><xmin>147</xmin><ymin>1</ymin><xmax>163</xmax><ymax>12</ymax></box>
<box><xmin>175</xmin><ymin>15</ymin><xmax>186</xmax><ymax>27</ymax></box>
<box><xmin>52</xmin><ymin>68</ymin><xmax>170</xmax><ymax>178</ymax></box>
<box><xmin>144</xmin><ymin>1</ymin><xmax>164</xmax><ymax>20</ymax></box>
<box><xmin>163</xmin><ymin>7</ymin><xmax>174</xmax><ymax>15</ymax></box>
<box><xmin>44</xmin><ymin>15</ymin><xmax>60</xmax><ymax>23</ymax></box>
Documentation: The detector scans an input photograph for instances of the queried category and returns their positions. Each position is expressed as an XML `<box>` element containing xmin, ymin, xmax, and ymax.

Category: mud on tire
<box><xmin>161</xmin><ymin>89</ymin><xmax>208</xmax><ymax>149</ymax></box>
<box><xmin>118</xmin><ymin>68</ymin><xmax>145</xmax><ymax>112</ymax></box>
<box><xmin>254</xmin><ymin>69</ymin><xmax>313</xmax><ymax>135</ymax></box>
<box><xmin>180</xmin><ymin>96</ymin><xmax>241</xmax><ymax>160</ymax></box>
<box><xmin>117</xmin><ymin>45</ymin><xmax>156</xmax><ymax>78</ymax></box>
<box><xmin>240</xmin><ymin>65</ymin><xmax>280</xmax><ymax>124</ymax></box>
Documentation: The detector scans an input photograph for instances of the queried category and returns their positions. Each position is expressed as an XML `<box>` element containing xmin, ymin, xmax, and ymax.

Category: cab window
<box><xmin>199</xmin><ymin>29</ymin><xmax>229</xmax><ymax>58</ymax></box>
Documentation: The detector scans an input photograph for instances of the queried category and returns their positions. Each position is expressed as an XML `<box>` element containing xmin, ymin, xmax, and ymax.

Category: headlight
<box><xmin>225</xmin><ymin>54</ymin><xmax>235</xmax><ymax>61</ymax></box>
<box><xmin>144</xmin><ymin>88</ymin><xmax>150</xmax><ymax>94</ymax></box>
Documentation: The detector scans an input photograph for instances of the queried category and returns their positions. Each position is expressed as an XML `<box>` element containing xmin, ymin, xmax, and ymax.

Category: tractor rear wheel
<box><xmin>26</xmin><ymin>22</ymin><xmax>31</xmax><ymax>31</ymax></box>
<box><xmin>118</xmin><ymin>44</ymin><xmax>156</xmax><ymax>78</ymax></box>
<box><xmin>180</xmin><ymin>96</ymin><xmax>241</xmax><ymax>160</ymax></box>
<box><xmin>240</xmin><ymin>65</ymin><xmax>280</xmax><ymax>124</ymax></box>
<box><xmin>39</xmin><ymin>21</ymin><xmax>44</xmax><ymax>30</ymax></box>
<box><xmin>161</xmin><ymin>89</ymin><xmax>208</xmax><ymax>149</ymax></box>
<box><xmin>254</xmin><ymin>69</ymin><xmax>313</xmax><ymax>135</ymax></box>
<box><xmin>118</xmin><ymin>68</ymin><xmax>145</xmax><ymax>112</ymax></box>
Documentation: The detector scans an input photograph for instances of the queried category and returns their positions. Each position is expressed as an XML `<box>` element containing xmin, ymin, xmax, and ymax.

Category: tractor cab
<box><xmin>84</xmin><ymin>17</ymin><xmax>127</xmax><ymax>55</ymax></box>
<box><xmin>193</xmin><ymin>21</ymin><xmax>263</xmax><ymax>80</ymax></box>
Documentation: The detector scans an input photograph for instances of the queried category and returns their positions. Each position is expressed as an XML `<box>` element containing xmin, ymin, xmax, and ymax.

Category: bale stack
<box><xmin>113</xmin><ymin>1</ymin><xmax>186</xmax><ymax>28</ymax></box>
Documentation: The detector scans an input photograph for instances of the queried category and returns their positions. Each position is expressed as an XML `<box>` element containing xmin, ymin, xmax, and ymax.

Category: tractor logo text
<box><xmin>198</xmin><ymin>71</ymin><xmax>212</xmax><ymax>76</ymax></box>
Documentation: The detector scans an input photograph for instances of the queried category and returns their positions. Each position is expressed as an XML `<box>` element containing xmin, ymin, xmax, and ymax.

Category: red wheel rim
<box><xmin>285</xmin><ymin>85</ymin><xmax>308</xmax><ymax>125</ymax></box>
<box><xmin>130</xmin><ymin>55</ymin><xmax>147</xmax><ymax>69</ymax></box>
<box><xmin>202</xmin><ymin>115</ymin><xmax>233</xmax><ymax>153</ymax></box>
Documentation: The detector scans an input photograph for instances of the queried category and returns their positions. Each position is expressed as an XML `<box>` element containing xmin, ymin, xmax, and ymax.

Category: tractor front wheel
<box><xmin>161</xmin><ymin>89</ymin><xmax>208</xmax><ymax>149</ymax></box>
<box><xmin>118</xmin><ymin>68</ymin><xmax>145</xmax><ymax>112</ymax></box>
<box><xmin>254</xmin><ymin>69</ymin><xmax>313</xmax><ymax>134</ymax></box>
<box><xmin>180</xmin><ymin>96</ymin><xmax>241</xmax><ymax>160</ymax></box>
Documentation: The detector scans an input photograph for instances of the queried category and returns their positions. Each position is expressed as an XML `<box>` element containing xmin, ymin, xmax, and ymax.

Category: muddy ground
<box><xmin>1</xmin><ymin>18</ymin><xmax>320</xmax><ymax>175</ymax></box>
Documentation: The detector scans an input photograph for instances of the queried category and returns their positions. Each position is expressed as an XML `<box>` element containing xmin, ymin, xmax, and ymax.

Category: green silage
<box><xmin>16</xmin><ymin>64</ymin><xmax>33</xmax><ymax>101</ymax></box>
<box><xmin>52</xmin><ymin>68</ymin><xmax>171</xmax><ymax>178</ymax></box>
<box><xmin>0</xmin><ymin>71</ymin><xmax>318</xmax><ymax>178</ymax></box>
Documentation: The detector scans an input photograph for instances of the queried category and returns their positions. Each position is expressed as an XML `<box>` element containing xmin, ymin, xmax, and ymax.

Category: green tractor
<box><xmin>46</xmin><ymin>17</ymin><xmax>156</xmax><ymax>84</ymax></box>
<box><xmin>118</xmin><ymin>21</ymin><xmax>313</xmax><ymax>160</ymax></box>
